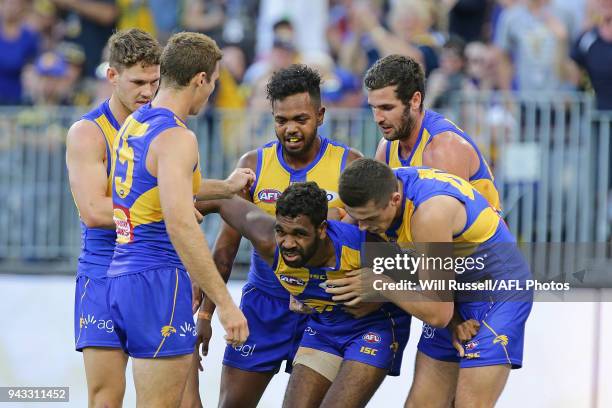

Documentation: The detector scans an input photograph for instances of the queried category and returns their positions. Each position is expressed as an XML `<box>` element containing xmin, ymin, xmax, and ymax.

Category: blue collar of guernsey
<box><xmin>276</xmin><ymin>136</ymin><xmax>328</xmax><ymax>176</ymax></box>
<box><xmin>102</xmin><ymin>99</ymin><xmax>121</xmax><ymax>130</ymax></box>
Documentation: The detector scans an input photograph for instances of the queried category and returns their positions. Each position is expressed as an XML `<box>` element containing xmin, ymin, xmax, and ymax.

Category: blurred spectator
<box><xmin>426</xmin><ymin>36</ymin><xmax>471</xmax><ymax>109</ymax></box>
<box><xmin>494</xmin><ymin>0</ymin><xmax>572</xmax><ymax>92</ymax></box>
<box><xmin>148</xmin><ymin>0</ymin><xmax>178</xmax><ymax>42</ymax></box>
<box><xmin>243</xmin><ymin>36</ymin><xmax>298</xmax><ymax>89</ymax></box>
<box><xmin>0</xmin><ymin>0</ymin><xmax>40</xmax><ymax>105</ymax></box>
<box><xmin>116</xmin><ymin>0</ymin><xmax>156</xmax><ymax>38</ymax></box>
<box><xmin>28</xmin><ymin>0</ymin><xmax>64</xmax><ymax>52</ymax></box>
<box><xmin>447</xmin><ymin>0</ymin><xmax>490</xmax><ymax>43</ymax></box>
<box><xmin>52</xmin><ymin>0</ymin><xmax>118</xmax><ymax>78</ymax></box>
<box><xmin>216</xmin><ymin>44</ymin><xmax>248</xmax><ymax>109</ymax></box>
<box><xmin>25</xmin><ymin>50</ymin><xmax>72</xmax><ymax>105</ymax></box>
<box><xmin>301</xmin><ymin>51</ymin><xmax>363</xmax><ymax>108</ymax></box>
<box><xmin>348</xmin><ymin>0</ymin><xmax>440</xmax><ymax>76</ymax></box>
<box><xmin>571</xmin><ymin>0</ymin><xmax>612</xmax><ymax>110</ymax></box>
<box><xmin>182</xmin><ymin>0</ymin><xmax>225</xmax><ymax>45</ymax></box>
<box><xmin>256</xmin><ymin>0</ymin><xmax>328</xmax><ymax>56</ymax></box>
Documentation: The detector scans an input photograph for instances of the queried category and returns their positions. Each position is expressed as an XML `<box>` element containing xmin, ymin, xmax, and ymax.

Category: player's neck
<box><xmin>108</xmin><ymin>94</ymin><xmax>132</xmax><ymax>125</ymax></box>
<box><xmin>282</xmin><ymin>136</ymin><xmax>322</xmax><ymax>170</ymax></box>
<box><xmin>151</xmin><ymin>88</ymin><xmax>193</xmax><ymax>122</ymax></box>
<box><xmin>307</xmin><ymin>237</ymin><xmax>337</xmax><ymax>268</ymax></box>
<box><xmin>397</xmin><ymin>110</ymin><xmax>425</xmax><ymax>158</ymax></box>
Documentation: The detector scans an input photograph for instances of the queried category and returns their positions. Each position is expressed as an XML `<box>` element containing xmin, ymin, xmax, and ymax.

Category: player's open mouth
<box><xmin>285</xmin><ymin>137</ymin><xmax>303</xmax><ymax>148</ymax></box>
<box><xmin>281</xmin><ymin>251</ymin><xmax>300</xmax><ymax>262</ymax></box>
<box><xmin>380</xmin><ymin>125</ymin><xmax>393</xmax><ymax>134</ymax></box>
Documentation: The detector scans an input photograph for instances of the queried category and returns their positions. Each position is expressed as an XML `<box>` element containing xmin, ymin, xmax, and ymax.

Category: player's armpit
<box><xmin>66</xmin><ymin>119</ymin><xmax>115</xmax><ymax>229</ymax></box>
<box><xmin>374</xmin><ymin>138</ymin><xmax>388</xmax><ymax>163</ymax></box>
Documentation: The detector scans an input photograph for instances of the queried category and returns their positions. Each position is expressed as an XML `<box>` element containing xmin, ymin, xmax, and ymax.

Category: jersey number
<box><xmin>417</xmin><ymin>168</ymin><xmax>475</xmax><ymax>200</ymax></box>
<box><xmin>114</xmin><ymin>117</ymin><xmax>148</xmax><ymax>199</ymax></box>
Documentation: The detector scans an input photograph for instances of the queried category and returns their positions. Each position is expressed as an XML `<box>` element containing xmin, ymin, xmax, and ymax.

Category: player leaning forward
<box><xmin>329</xmin><ymin>159</ymin><xmax>533</xmax><ymax>408</ymax></box>
<box><xmin>107</xmin><ymin>32</ymin><xmax>248</xmax><ymax>407</ymax></box>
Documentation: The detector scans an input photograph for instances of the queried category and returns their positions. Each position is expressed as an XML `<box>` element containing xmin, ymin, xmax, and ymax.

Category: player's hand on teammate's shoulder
<box><xmin>216</xmin><ymin>302</ymin><xmax>249</xmax><ymax>347</ymax></box>
<box><xmin>225</xmin><ymin>168</ymin><xmax>256</xmax><ymax>195</ymax></box>
<box><xmin>195</xmin><ymin>314</ymin><xmax>213</xmax><ymax>371</ymax></box>
<box><xmin>289</xmin><ymin>295</ymin><xmax>315</xmax><ymax>314</ymax></box>
<box><xmin>450</xmin><ymin>318</ymin><xmax>480</xmax><ymax>358</ymax></box>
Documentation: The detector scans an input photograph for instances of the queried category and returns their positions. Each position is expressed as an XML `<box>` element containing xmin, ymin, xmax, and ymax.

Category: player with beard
<box><xmin>196</xmin><ymin>64</ymin><xmax>362</xmax><ymax>408</ymax></box>
<box><xmin>367</xmin><ymin>55</ymin><xmax>501</xmax><ymax>212</ymax></box>
<box><xmin>196</xmin><ymin>182</ymin><xmax>452</xmax><ymax>408</ymax></box>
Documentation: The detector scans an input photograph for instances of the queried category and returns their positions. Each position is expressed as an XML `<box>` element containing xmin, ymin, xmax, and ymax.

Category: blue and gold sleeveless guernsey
<box><xmin>388</xmin><ymin>167</ymin><xmax>532</xmax><ymax>369</ymax></box>
<box><xmin>273</xmin><ymin>221</ymin><xmax>411</xmax><ymax>376</ymax></box>
<box><xmin>73</xmin><ymin>99</ymin><xmax>123</xmax><ymax>352</ymax></box>
<box><xmin>106</xmin><ymin>103</ymin><xmax>200</xmax><ymax>358</ymax></box>
<box><xmin>248</xmin><ymin>137</ymin><xmax>350</xmax><ymax>298</ymax></box>
<box><xmin>76</xmin><ymin>99</ymin><xmax>120</xmax><ymax>279</ymax></box>
<box><xmin>384</xmin><ymin>110</ymin><xmax>501</xmax><ymax>212</ymax></box>
<box><xmin>109</xmin><ymin>104</ymin><xmax>201</xmax><ymax>275</ymax></box>
<box><xmin>223</xmin><ymin>137</ymin><xmax>351</xmax><ymax>374</ymax></box>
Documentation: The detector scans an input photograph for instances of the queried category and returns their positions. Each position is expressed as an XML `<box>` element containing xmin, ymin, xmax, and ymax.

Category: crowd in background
<box><xmin>0</xmin><ymin>0</ymin><xmax>611</xmax><ymax>111</ymax></box>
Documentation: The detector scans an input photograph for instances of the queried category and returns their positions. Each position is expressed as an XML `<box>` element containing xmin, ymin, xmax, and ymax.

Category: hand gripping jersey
<box><xmin>384</xmin><ymin>110</ymin><xmax>501</xmax><ymax>212</ymax></box>
<box><xmin>248</xmin><ymin>137</ymin><xmax>352</xmax><ymax>298</ymax></box>
<box><xmin>109</xmin><ymin>104</ymin><xmax>201</xmax><ymax>276</ymax></box>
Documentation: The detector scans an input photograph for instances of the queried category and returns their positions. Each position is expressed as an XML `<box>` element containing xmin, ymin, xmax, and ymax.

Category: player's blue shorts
<box><xmin>223</xmin><ymin>282</ymin><xmax>307</xmax><ymax>373</ymax></box>
<box><xmin>74</xmin><ymin>274</ymin><xmax>122</xmax><ymax>351</ymax></box>
<box><xmin>418</xmin><ymin>300</ymin><xmax>532</xmax><ymax>368</ymax></box>
<box><xmin>106</xmin><ymin>267</ymin><xmax>196</xmax><ymax>358</ymax></box>
<box><xmin>299</xmin><ymin>305</ymin><xmax>411</xmax><ymax>376</ymax></box>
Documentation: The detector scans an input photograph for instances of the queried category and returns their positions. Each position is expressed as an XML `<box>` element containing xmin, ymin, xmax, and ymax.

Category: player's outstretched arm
<box><xmin>153</xmin><ymin>127</ymin><xmax>248</xmax><ymax>346</ymax></box>
<box><xmin>66</xmin><ymin>120</ymin><xmax>115</xmax><ymax>229</ymax></box>
<box><xmin>196</xmin><ymin>168</ymin><xmax>256</xmax><ymax>200</ymax></box>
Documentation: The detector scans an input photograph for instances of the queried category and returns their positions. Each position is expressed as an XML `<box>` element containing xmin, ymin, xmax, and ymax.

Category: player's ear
<box><xmin>194</xmin><ymin>71</ymin><xmax>207</xmax><ymax>87</ymax></box>
<box><xmin>410</xmin><ymin>91</ymin><xmax>422</xmax><ymax>112</ymax></box>
<box><xmin>390</xmin><ymin>192</ymin><xmax>402</xmax><ymax>207</ymax></box>
<box><xmin>317</xmin><ymin>105</ymin><xmax>325</xmax><ymax>126</ymax></box>
<box><xmin>107</xmin><ymin>66</ymin><xmax>119</xmax><ymax>84</ymax></box>
<box><xmin>318</xmin><ymin>220</ymin><xmax>327</xmax><ymax>239</ymax></box>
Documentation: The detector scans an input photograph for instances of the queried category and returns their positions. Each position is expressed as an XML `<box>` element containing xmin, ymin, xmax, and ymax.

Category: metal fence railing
<box><xmin>0</xmin><ymin>93</ymin><xmax>610</xmax><ymax>280</ymax></box>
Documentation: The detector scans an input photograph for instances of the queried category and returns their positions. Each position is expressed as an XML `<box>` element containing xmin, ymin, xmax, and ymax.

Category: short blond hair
<box><xmin>160</xmin><ymin>32</ymin><xmax>223</xmax><ymax>88</ymax></box>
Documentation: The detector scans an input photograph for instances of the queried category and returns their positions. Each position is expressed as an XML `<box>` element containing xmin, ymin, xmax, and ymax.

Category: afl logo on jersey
<box><xmin>258</xmin><ymin>189</ymin><xmax>282</xmax><ymax>203</ymax></box>
<box><xmin>279</xmin><ymin>274</ymin><xmax>306</xmax><ymax>287</ymax></box>
<box><xmin>325</xmin><ymin>190</ymin><xmax>339</xmax><ymax>202</ymax></box>
<box><xmin>362</xmin><ymin>332</ymin><xmax>382</xmax><ymax>344</ymax></box>
<box><xmin>113</xmin><ymin>206</ymin><xmax>133</xmax><ymax>244</ymax></box>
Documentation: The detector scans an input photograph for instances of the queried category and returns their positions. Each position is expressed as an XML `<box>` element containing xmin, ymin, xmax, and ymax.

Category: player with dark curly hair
<box><xmin>195</xmin><ymin>182</ymin><xmax>428</xmax><ymax>408</ymax></box>
<box><xmin>196</xmin><ymin>64</ymin><xmax>363</xmax><ymax>407</ymax></box>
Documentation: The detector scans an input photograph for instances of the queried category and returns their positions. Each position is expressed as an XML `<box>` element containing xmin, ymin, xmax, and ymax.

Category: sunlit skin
<box><xmin>367</xmin><ymin>85</ymin><xmax>422</xmax><ymax>148</ymax></box>
<box><xmin>344</xmin><ymin>184</ymin><xmax>403</xmax><ymax>235</ymax></box>
<box><xmin>272</xmin><ymin>92</ymin><xmax>325</xmax><ymax>165</ymax></box>
<box><xmin>107</xmin><ymin>63</ymin><xmax>160</xmax><ymax>122</ymax></box>
<box><xmin>274</xmin><ymin>214</ymin><xmax>334</xmax><ymax>268</ymax></box>
<box><xmin>190</xmin><ymin>61</ymin><xmax>220</xmax><ymax>115</ymax></box>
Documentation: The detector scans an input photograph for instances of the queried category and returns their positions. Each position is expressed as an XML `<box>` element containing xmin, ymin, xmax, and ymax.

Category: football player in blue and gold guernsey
<box><xmin>196</xmin><ymin>64</ymin><xmax>363</xmax><ymax>407</ymax></box>
<box><xmin>107</xmin><ymin>32</ymin><xmax>248</xmax><ymax>407</ymax></box>
<box><xmin>330</xmin><ymin>159</ymin><xmax>533</xmax><ymax>408</ymax></box>
<box><xmin>66</xmin><ymin>29</ymin><xmax>161</xmax><ymax>408</ymax></box>
<box><xmin>196</xmin><ymin>182</ymin><xmax>458</xmax><ymax>408</ymax></box>
<box><xmin>367</xmin><ymin>54</ymin><xmax>502</xmax><ymax>213</ymax></box>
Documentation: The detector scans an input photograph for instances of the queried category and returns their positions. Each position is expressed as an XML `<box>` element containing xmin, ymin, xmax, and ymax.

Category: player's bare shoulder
<box><xmin>66</xmin><ymin>119</ymin><xmax>107</xmax><ymax>159</ymax></box>
<box><xmin>374</xmin><ymin>137</ymin><xmax>389</xmax><ymax>163</ymax></box>
<box><xmin>236</xmin><ymin>149</ymin><xmax>259</xmax><ymax>172</ymax></box>
<box><xmin>346</xmin><ymin>147</ymin><xmax>364</xmax><ymax>164</ymax></box>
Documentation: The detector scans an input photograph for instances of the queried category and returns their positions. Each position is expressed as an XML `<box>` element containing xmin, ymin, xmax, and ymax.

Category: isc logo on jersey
<box><xmin>362</xmin><ymin>332</ymin><xmax>382</xmax><ymax>344</ymax></box>
<box><xmin>258</xmin><ymin>189</ymin><xmax>282</xmax><ymax>203</ymax></box>
<box><xmin>279</xmin><ymin>274</ymin><xmax>306</xmax><ymax>286</ymax></box>
<box><xmin>113</xmin><ymin>206</ymin><xmax>133</xmax><ymax>244</ymax></box>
